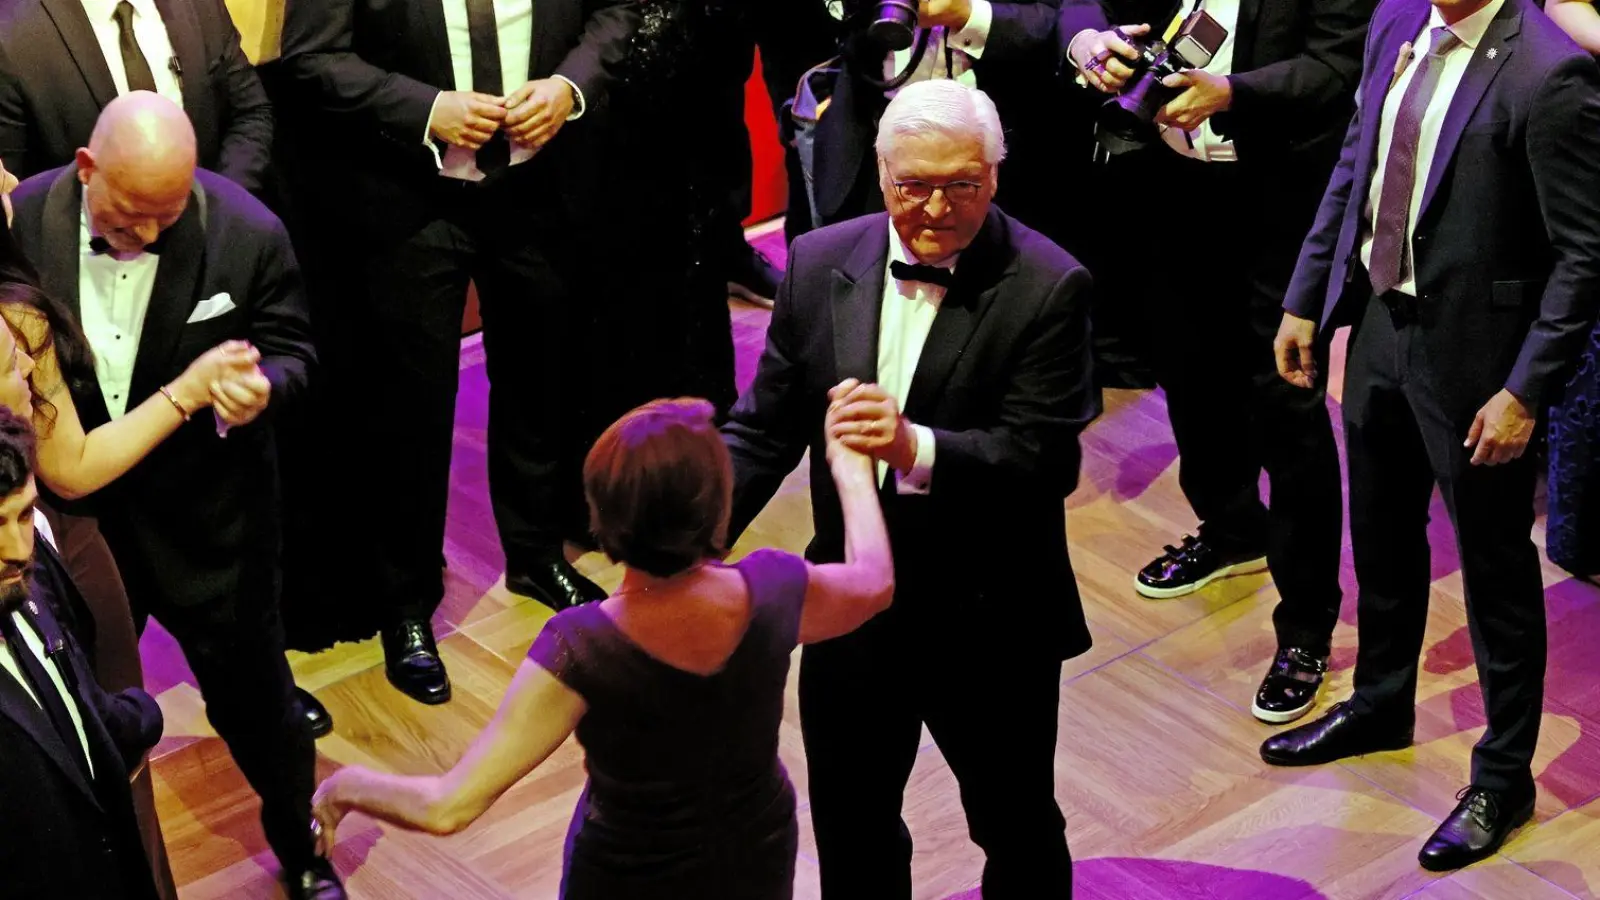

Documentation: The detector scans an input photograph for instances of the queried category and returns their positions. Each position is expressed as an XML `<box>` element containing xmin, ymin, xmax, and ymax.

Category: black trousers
<box><xmin>352</xmin><ymin>174</ymin><xmax>587</xmax><ymax>624</ymax></box>
<box><xmin>1343</xmin><ymin>295</ymin><xmax>1546</xmax><ymax>795</ymax></box>
<box><xmin>1109</xmin><ymin>148</ymin><xmax>1344</xmax><ymax>654</ymax></box>
<box><xmin>126</xmin><ymin>573</ymin><xmax>316</xmax><ymax>873</ymax></box>
<box><xmin>799</xmin><ymin>611</ymin><xmax>1072</xmax><ymax>899</ymax></box>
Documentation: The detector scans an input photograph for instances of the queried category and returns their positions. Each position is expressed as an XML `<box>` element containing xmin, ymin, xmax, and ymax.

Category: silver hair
<box><xmin>874</xmin><ymin>80</ymin><xmax>1007</xmax><ymax>166</ymax></box>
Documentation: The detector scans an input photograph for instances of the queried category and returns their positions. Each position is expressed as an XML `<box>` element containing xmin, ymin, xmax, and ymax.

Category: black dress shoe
<box><xmin>1418</xmin><ymin>786</ymin><xmax>1535</xmax><ymax>871</ymax></box>
<box><xmin>1135</xmin><ymin>534</ymin><xmax>1268</xmax><ymax>599</ymax></box>
<box><xmin>1261</xmin><ymin>701</ymin><xmax>1413</xmax><ymax>766</ymax></box>
<box><xmin>1251</xmin><ymin>647</ymin><xmax>1328</xmax><ymax>725</ymax></box>
<box><xmin>295</xmin><ymin>687</ymin><xmax>333</xmax><ymax>739</ymax></box>
<box><xmin>726</xmin><ymin>243</ymin><xmax>782</xmax><ymax>308</ymax></box>
<box><xmin>284</xmin><ymin>858</ymin><xmax>346</xmax><ymax>900</ymax></box>
<box><xmin>506</xmin><ymin>559</ymin><xmax>607</xmax><ymax>612</ymax></box>
<box><xmin>382</xmin><ymin>620</ymin><xmax>452</xmax><ymax>705</ymax></box>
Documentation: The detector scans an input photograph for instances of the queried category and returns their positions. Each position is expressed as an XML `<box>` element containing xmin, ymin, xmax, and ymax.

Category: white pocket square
<box><xmin>187</xmin><ymin>292</ymin><xmax>236</xmax><ymax>324</ymax></box>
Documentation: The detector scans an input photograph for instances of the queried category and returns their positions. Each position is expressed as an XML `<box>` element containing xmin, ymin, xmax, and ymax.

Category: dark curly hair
<box><xmin>0</xmin><ymin>225</ymin><xmax>95</xmax><ymax>432</ymax></box>
<box><xmin>0</xmin><ymin>403</ymin><xmax>36</xmax><ymax>498</ymax></box>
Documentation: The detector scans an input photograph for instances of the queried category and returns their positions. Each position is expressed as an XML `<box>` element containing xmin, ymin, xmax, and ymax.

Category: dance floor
<box><xmin>147</xmin><ymin>222</ymin><xmax>1600</xmax><ymax>899</ymax></box>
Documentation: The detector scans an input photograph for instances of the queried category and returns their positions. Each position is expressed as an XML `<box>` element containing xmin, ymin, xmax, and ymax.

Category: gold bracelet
<box><xmin>158</xmin><ymin>385</ymin><xmax>191</xmax><ymax>421</ymax></box>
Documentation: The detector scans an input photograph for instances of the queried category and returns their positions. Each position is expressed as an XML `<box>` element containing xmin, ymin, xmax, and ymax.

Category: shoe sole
<box><xmin>728</xmin><ymin>282</ymin><xmax>775</xmax><ymax>308</ymax></box>
<box><xmin>1251</xmin><ymin>691</ymin><xmax>1320</xmax><ymax>725</ymax></box>
<box><xmin>1134</xmin><ymin>556</ymin><xmax>1269</xmax><ymax>600</ymax></box>
<box><xmin>1417</xmin><ymin>804</ymin><xmax>1535</xmax><ymax>872</ymax></box>
<box><xmin>1260</xmin><ymin>735</ymin><xmax>1413</xmax><ymax>767</ymax></box>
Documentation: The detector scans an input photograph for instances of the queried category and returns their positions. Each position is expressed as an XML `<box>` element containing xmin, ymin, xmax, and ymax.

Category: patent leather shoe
<box><xmin>382</xmin><ymin>619</ymin><xmax>452</xmax><ymax>705</ymax></box>
<box><xmin>1260</xmin><ymin>701</ymin><xmax>1413</xmax><ymax>766</ymax></box>
<box><xmin>506</xmin><ymin>559</ymin><xmax>606</xmax><ymax>611</ymax></box>
<box><xmin>284</xmin><ymin>858</ymin><xmax>345</xmax><ymax>900</ymax></box>
<box><xmin>1418</xmin><ymin>786</ymin><xmax>1534</xmax><ymax>871</ymax></box>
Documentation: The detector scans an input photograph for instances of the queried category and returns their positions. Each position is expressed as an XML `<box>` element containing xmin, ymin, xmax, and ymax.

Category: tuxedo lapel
<box><xmin>902</xmin><ymin>210</ymin><xmax>1008</xmax><ymax>422</ymax></box>
<box><xmin>127</xmin><ymin>197</ymin><xmax>205</xmax><ymax>409</ymax></box>
<box><xmin>831</xmin><ymin>216</ymin><xmax>890</xmax><ymax>385</ymax></box>
<box><xmin>1233</xmin><ymin>0</ymin><xmax>1261</xmax><ymax>70</ymax></box>
<box><xmin>39</xmin><ymin>0</ymin><xmax>119</xmax><ymax>109</ymax></box>
<box><xmin>0</xmin><ymin>624</ymin><xmax>103</xmax><ymax>809</ymax></box>
<box><xmin>151</xmin><ymin>0</ymin><xmax>211</xmax><ymax>124</ymax></box>
<box><xmin>419</xmin><ymin>0</ymin><xmax>454</xmax><ymax>88</ymax></box>
<box><xmin>1419</xmin><ymin>6</ymin><xmax>1520</xmax><ymax>223</ymax></box>
<box><xmin>1357</xmin><ymin>3</ymin><xmax>1433</xmax><ymax>203</ymax></box>
<box><xmin>39</xmin><ymin>170</ymin><xmax>114</xmax><ymax>428</ymax></box>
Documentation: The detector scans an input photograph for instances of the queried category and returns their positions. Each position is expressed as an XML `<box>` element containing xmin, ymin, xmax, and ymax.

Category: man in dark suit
<box><xmin>725</xmin><ymin>79</ymin><xmax>1095</xmax><ymax>899</ymax></box>
<box><xmin>812</xmin><ymin>0</ymin><xmax>1067</xmax><ymax>235</ymax></box>
<box><xmin>1265</xmin><ymin>0</ymin><xmax>1600</xmax><ymax>870</ymax></box>
<box><xmin>0</xmin><ymin>407</ymin><xmax>164</xmax><ymax>900</ymax></box>
<box><xmin>1060</xmin><ymin>0</ymin><xmax>1371</xmax><ymax>724</ymax></box>
<box><xmin>9</xmin><ymin>93</ymin><xmax>339</xmax><ymax>898</ymax></box>
<box><xmin>0</xmin><ymin>0</ymin><xmax>271</xmax><ymax>194</ymax></box>
<box><xmin>276</xmin><ymin>0</ymin><xmax>637</xmax><ymax>705</ymax></box>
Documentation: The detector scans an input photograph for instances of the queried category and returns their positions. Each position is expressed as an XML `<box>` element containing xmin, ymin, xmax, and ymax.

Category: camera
<box><xmin>869</xmin><ymin>0</ymin><xmax>920</xmax><ymax>51</ymax></box>
<box><xmin>1094</xmin><ymin>10</ymin><xmax>1229</xmax><ymax>155</ymax></box>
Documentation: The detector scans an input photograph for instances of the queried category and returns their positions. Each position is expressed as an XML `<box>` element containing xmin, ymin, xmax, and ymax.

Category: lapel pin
<box><xmin>1486</xmin><ymin>47</ymin><xmax>1499</xmax><ymax>59</ymax></box>
<box><xmin>26</xmin><ymin>600</ymin><xmax>37</xmax><ymax>615</ymax></box>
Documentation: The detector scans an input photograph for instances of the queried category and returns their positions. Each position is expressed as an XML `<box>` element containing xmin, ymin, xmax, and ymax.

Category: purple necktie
<box><xmin>1369</xmin><ymin>26</ymin><xmax>1461</xmax><ymax>296</ymax></box>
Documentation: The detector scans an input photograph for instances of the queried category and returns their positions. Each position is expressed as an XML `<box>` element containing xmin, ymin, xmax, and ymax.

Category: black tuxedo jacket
<box><xmin>1284</xmin><ymin>0</ymin><xmax>1600</xmax><ymax>417</ymax></box>
<box><xmin>0</xmin><ymin>0</ymin><xmax>273</xmax><ymax>194</ymax></box>
<box><xmin>818</xmin><ymin>0</ymin><xmax>1064</xmax><ymax>225</ymax></box>
<box><xmin>10</xmin><ymin>165</ymin><xmax>314</xmax><ymax>614</ymax></box>
<box><xmin>1059</xmin><ymin>0</ymin><xmax>1374</xmax><ymax>160</ymax></box>
<box><xmin>724</xmin><ymin>208</ymin><xmax>1099</xmax><ymax>660</ymax></box>
<box><xmin>0</xmin><ymin>537</ymin><xmax>163</xmax><ymax>900</ymax></box>
<box><xmin>277</xmin><ymin>0</ymin><xmax>638</xmax><ymax>237</ymax></box>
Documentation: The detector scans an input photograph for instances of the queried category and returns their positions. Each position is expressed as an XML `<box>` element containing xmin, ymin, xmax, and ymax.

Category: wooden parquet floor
<box><xmin>148</xmin><ymin>223</ymin><xmax>1600</xmax><ymax>899</ymax></box>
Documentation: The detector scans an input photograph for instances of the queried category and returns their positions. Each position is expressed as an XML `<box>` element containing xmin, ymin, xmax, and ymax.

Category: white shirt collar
<box><xmin>80</xmin><ymin>0</ymin><xmax>160</xmax><ymax>23</ymax></box>
<box><xmin>1429</xmin><ymin>0</ymin><xmax>1505</xmax><ymax>50</ymax></box>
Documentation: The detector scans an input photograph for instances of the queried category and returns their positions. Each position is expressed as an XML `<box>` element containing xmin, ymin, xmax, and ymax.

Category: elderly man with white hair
<box><xmin>722</xmin><ymin>78</ymin><xmax>1096</xmax><ymax>899</ymax></box>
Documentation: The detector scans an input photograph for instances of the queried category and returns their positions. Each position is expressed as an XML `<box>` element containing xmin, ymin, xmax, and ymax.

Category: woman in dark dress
<box><xmin>311</xmin><ymin>398</ymin><xmax>893</xmax><ymax>897</ymax></box>
<box><xmin>1543</xmin><ymin>0</ymin><xmax>1600</xmax><ymax>581</ymax></box>
<box><xmin>1548</xmin><ymin>322</ymin><xmax>1600</xmax><ymax>581</ymax></box>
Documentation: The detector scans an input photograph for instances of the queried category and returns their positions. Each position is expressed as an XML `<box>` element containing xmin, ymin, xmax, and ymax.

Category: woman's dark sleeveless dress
<box><xmin>525</xmin><ymin>549</ymin><xmax>807</xmax><ymax>899</ymax></box>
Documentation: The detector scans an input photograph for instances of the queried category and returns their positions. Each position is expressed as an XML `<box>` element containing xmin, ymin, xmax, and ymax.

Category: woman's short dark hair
<box><xmin>584</xmin><ymin>398</ymin><xmax>732</xmax><ymax>578</ymax></box>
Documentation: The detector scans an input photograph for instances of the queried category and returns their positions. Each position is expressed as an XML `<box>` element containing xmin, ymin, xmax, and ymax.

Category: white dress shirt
<box><xmin>1158</xmin><ymin>0</ymin><xmax>1239</xmax><ymax>162</ymax></box>
<box><xmin>885</xmin><ymin>1</ymin><xmax>994</xmax><ymax>95</ymax></box>
<box><xmin>77</xmin><ymin>0</ymin><xmax>184</xmax><ymax>108</ymax></box>
<box><xmin>424</xmin><ymin>0</ymin><xmax>587</xmax><ymax>181</ymax></box>
<box><xmin>79</xmin><ymin>203</ymin><xmax>159</xmax><ymax>418</ymax></box>
<box><xmin>877</xmin><ymin>226</ymin><xmax>942</xmax><ymax>493</ymax></box>
<box><xmin>1359</xmin><ymin>0</ymin><xmax>1504</xmax><ymax>297</ymax></box>
<box><xmin>0</xmin><ymin>552</ymin><xmax>97</xmax><ymax>778</ymax></box>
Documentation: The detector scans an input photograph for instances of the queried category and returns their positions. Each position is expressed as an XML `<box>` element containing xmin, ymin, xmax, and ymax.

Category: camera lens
<box><xmin>870</xmin><ymin>0</ymin><xmax>919</xmax><ymax>51</ymax></box>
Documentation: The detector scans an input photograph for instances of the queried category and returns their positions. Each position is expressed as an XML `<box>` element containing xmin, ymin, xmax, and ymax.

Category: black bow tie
<box><xmin>89</xmin><ymin>233</ymin><xmax>166</xmax><ymax>255</ymax></box>
<box><xmin>890</xmin><ymin>260</ymin><xmax>955</xmax><ymax>289</ymax></box>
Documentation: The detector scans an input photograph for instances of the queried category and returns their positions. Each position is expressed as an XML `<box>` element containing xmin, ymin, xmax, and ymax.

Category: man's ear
<box><xmin>74</xmin><ymin>147</ymin><xmax>95</xmax><ymax>185</ymax></box>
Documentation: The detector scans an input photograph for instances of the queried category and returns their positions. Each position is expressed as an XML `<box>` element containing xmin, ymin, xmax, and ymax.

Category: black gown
<box><xmin>1549</xmin><ymin>321</ymin><xmax>1600</xmax><ymax>578</ymax></box>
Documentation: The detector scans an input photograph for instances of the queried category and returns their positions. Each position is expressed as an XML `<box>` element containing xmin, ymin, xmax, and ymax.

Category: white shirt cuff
<box><xmin>553</xmin><ymin>75</ymin><xmax>586</xmax><ymax>120</ymax></box>
<box><xmin>951</xmin><ymin>0</ymin><xmax>993</xmax><ymax>58</ymax></box>
<box><xmin>423</xmin><ymin>91</ymin><xmax>445</xmax><ymax>169</ymax></box>
<box><xmin>896</xmin><ymin>424</ymin><xmax>937</xmax><ymax>495</ymax></box>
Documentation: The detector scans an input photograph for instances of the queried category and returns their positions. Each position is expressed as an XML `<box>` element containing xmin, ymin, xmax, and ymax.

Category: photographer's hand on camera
<box><xmin>1068</xmin><ymin>23</ymin><xmax>1148</xmax><ymax>93</ymax></box>
<box><xmin>1154</xmin><ymin>69</ymin><xmax>1232</xmax><ymax>131</ymax></box>
<box><xmin>917</xmin><ymin>0</ymin><xmax>973</xmax><ymax>30</ymax></box>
